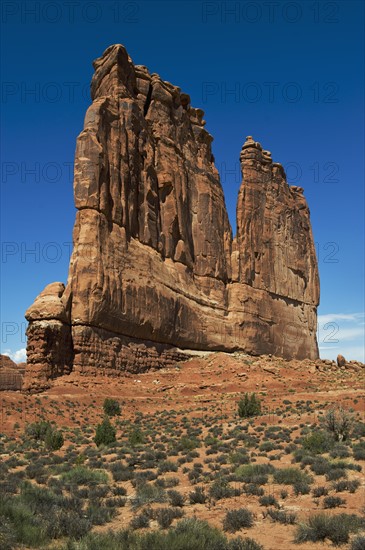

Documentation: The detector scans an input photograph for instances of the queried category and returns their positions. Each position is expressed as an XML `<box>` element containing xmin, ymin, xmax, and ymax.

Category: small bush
<box><xmin>223</xmin><ymin>508</ymin><xmax>254</xmax><ymax>532</ymax></box>
<box><xmin>128</xmin><ymin>427</ymin><xmax>145</xmax><ymax>447</ymax></box>
<box><xmin>302</xmin><ymin>431</ymin><xmax>333</xmax><ymax>454</ymax></box>
<box><xmin>130</xmin><ymin>510</ymin><xmax>150</xmax><ymax>530</ymax></box>
<box><xmin>189</xmin><ymin>486</ymin><xmax>207</xmax><ymax>504</ymax></box>
<box><xmin>312</xmin><ymin>486</ymin><xmax>328</xmax><ymax>497</ymax></box>
<box><xmin>103</xmin><ymin>398</ymin><xmax>121</xmax><ymax>417</ymax></box>
<box><xmin>238</xmin><ymin>393</ymin><xmax>261</xmax><ymax>418</ymax></box>
<box><xmin>94</xmin><ymin>417</ymin><xmax>116</xmax><ymax>447</ymax></box>
<box><xmin>209</xmin><ymin>480</ymin><xmax>235</xmax><ymax>501</ymax></box>
<box><xmin>295</xmin><ymin>513</ymin><xmax>363</xmax><ymax>545</ymax></box>
<box><xmin>266</xmin><ymin>508</ymin><xmax>296</xmax><ymax>524</ymax></box>
<box><xmin>323</xmin><ymin>496</ymin><xmax>346</xmax><ymax>509</ymax></box>
<box><xmin>351</xmin><ymin>535</ymin><xmax>365</xmax><ymax>550</ymax></box>
<box><xmin>154</xmin><ymin>507</ymin><xmax>184</xmax><ymax>528</ymax></box>
<box><xmin>61</xmin><ymin>466</ymin><xmax>108</xmax><ymax>486</ymax></box>
<box><xmin>44</xmin><ymin>428</ymin><xmax>64</xmax><ymax>451</ymax></box>
<box><xmin>259</xmin><ymin>495</ymin><xmax>279</xmax><ymax>507</ymax></box>
<box><xmin>273</xmin><ymin>467</ymin><xmax>312</xmax><ymax>486</ymax></box>
<box><xmin>167</xmin><ymin>490</ymin><xmax>185</xmax><ymax>507</ymax></box>
<box><xmin>323</xmin><ymin>407</ymin><xmax>353</xmax><ymax>442</ymax></box>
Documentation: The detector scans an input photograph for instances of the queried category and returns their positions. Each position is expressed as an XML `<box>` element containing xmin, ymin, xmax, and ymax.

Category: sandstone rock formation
<box><xmin>24</xmin><ymin>44</ymin><xmax>320</xmax><ymax>390</ymax></box>
<box><xmin>0</xmin><ymin>355</ymin><xmax>25</xmax><ymax>390</ymax></box>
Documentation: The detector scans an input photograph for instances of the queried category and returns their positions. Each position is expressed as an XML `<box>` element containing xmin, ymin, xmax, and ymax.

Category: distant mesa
<box><xmin>24</xmin><ymin>44</ymin><xmax>320</xmax><ymax>391</ymax></box>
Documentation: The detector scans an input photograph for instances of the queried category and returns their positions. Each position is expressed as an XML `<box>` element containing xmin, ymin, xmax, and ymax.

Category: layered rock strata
<box><xmin>0</xmin><ymin>355</ymin><xmax>25</xmax><ymax>391</ymax></box>
<box><xmin>24</xmin><ymin>44</ymin><xmax>320</xmax><ymax>390</ymax></box>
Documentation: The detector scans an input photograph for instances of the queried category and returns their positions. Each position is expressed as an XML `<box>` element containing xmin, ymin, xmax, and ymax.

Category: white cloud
<box><xmin>1</xmin><ymin>348</ymin><xmax>26</xmax><ymax>363</ymax></box>
<box><xmin>318</xmin><ymin>312</ymin><xmax>365</xmax><ymax>363</ymax></box>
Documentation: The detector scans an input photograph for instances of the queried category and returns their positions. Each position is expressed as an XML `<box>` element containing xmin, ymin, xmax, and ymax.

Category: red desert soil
<box><xmin>1</xmin><ymin>352</ymin><xmax>364</xmax><ymax>550</ymax></box>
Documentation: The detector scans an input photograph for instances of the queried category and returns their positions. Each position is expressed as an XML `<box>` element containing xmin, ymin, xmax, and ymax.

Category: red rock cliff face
<box><xmin>24</xmin><ymin>45</ymin><xmax>320</xmax><ymax>390</ymax></box>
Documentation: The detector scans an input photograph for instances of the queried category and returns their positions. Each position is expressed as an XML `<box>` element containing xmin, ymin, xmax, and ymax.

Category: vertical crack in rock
<box><xmin>24</xmin><ymin>45</ymin><xmax>320</xmax><ymax>390</ymax></box>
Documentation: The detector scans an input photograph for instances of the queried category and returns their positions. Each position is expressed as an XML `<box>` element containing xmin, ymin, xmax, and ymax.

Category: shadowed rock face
<box><xmin>24</xmin><ymin>44</ymin><xmax>320</xmax><ymax>390</ymax></box>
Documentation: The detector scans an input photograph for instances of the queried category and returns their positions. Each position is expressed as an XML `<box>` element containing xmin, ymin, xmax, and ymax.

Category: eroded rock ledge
<box><xmin>24</xmin><ymin>44</ymin><xmax>320</xmax><ymax>391</ymax></box>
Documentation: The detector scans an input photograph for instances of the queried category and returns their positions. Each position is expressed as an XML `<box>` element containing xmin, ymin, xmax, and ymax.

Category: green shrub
<box><xmin>94</xmin><ymin>417</ymin><xmax>116</xmax><ymax>447</ymax></box>
<box><xmin>266</xmin><ymin>508</ymin><xmax>296</xmax><ymax>524</ymax></box>
<box><xmin>103</xmin><ymin>398</ymin><xmax>121</xmax><ymax>416</ymax></box>
<box><xmin>236</xmin><ymin>463</ymin><xmax>273</xmax><ymax>484</ymax></box>
<box><xmin>302</xmin><ymin>431</ymin><xmax>333</xmax><ymax>454</ymax></box>
<box><xmin>238</xmin><ymin>393</ymin><xmax>261</xmax><ymax>418</ymax></box>
<box><xmin>295</xmin><ymin>513</ymin><xmax>363</xmax><ymax>545</ymax></box>
<box><xmin>209</xmin><ymin>479</ymin><xmax>235</xmax><ymax>500</ymax></box>
<box><xmin>323</xmin><ymin>496</ymin><xmax>346</xmax><ymax>509</ymax></box>
<box><xmin>130</xmin><ymin>510</ymin><xmax>150</xmax><ymax>530</ymax></box>
<box><xmin>45</xmin><ymin>428</ymin><xmax>64</xmax><ymax>451</ymax></box>
<box><xmin>128</xmin><ymin>427</ymin><xmax>145</xmax><ymax>447</ymax></box>
<box><xmin>259</xmin><ymin>495</ymin><xmax>279</xmax><ymax>507</ymax></box>
<box><xmin>25</xmin><ymin>421</ymin><xmax>64</xmax><ymax>451</ymax></box>
<box><xmin>273</xmin><ymin>467</ymin><xmax>312</xmax><ymax>486</ymax></box>
<box><xmin>167</xmin><ymin>489</ymin><xmax>185</xmax><ymax>507</ymax></box>
<box><xmin>133</xmin><ymin>482</ymin><xmax>166</xmax><ymax>507</ymax></box>
<box><xmin>312</xmin><ymin>486</ymin><xmax>328</xmax><ymax>497</ymax></box>
<box><xmin>351</xmin><ymin>535</ymin><xmax>365</xmax><ymax>550</ymax></box>
<box><xmin>189</xmin><ymin>486</ymin><xmax>207</xmax><ymax>504</ymax></box>
<box><xmin>154</xmin><ymin>507</ymin><xmax>184</xmax><ymax>528</ymax></box>
<box><xmin>223</xmin><ymin>508</ymin><xmax>254</xmax><ymax>532</ymax></box>
<box><xmin>323</xmin><ymin>407</ymin><xmax>353</xmax><ymax>442</ymax></box>
<box><xmin>61</xmin><ymin>466</ymin><xmax>108</xmax><ymax>486</ymax></box>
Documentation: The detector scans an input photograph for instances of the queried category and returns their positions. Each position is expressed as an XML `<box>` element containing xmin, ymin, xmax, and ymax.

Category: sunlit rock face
<box><xmin>24</xmin><ymin>45</ymin><xmax>320</xmax><ymax>390</ymax></box>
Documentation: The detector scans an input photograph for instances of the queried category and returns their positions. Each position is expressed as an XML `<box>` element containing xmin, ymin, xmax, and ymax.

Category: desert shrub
<box><xmin>266</xmin><ymin>508</ymin><xmax>296</xmax><ymax>524</ymax></box>
<box><xmin>294</xmin><ymin>513</ymin><xmax>363</xmax><ymax>545</ymax></box>
<box><xmin>351</xmin><ymin>535</ymin><xmax>365</xmax><ymax>550</ymax></box>
<box><xmin>189</xmin><ymin>486</ymin><xmax>207</xmax><ymax>504</ymax></box>
<box><xmin>259</xmin><ymin>495</ymin><xmax>279</xmax><ymax>507</ymax></box>
<box><xmin>167</xmin><ymin>489</ymin><xmax>185</xmax><ymax>507</ymax></box>
<box><xmin>94</xmin><ymin>417</ymin><xmax>116</xmax><ymax>447</ymax></box>
<box><xmin>60</xmin><ymin>518</ymin><xmax>264</xmax><ymax>549</ymax></box>
<box><xmin>85</xmin><ymin>503</ymin><xmax>116</xmax><ymax>525</ymax></box>
<box><xmin>228</xmin><ymin>539</ymin><xmax>264</xmax><ymax>550</ymax></box>
<box><xmin>130</xmin><ymin>510</ymin><xmax>150</xmax><ymax>530</ymax></box>
<box><xmin>353</xmin><ymin>442</ymin><xmax>365</xmax><ymax>461</ymax></box>
<box><xmin>154</xmin><ymin>507</ymin><xmax>184</xmax><ymax>528</ymax></box>
<box><xmin>25</xmin><ymin>420</ymin><xmax>52</xmax><ymax>441</ymax></box>
<box><xmin>109</xmin><ymin>461</ymin><xmax>133</xmax><ymax>482</ymax></box>
<box><xmin>293</xmin><ymin>481</ymin><xmax>311</xmax><ymax>495</ymax></box>
<box><xmin>223</xmin><ymin>508</ymin><xmax>254</xmax><ymax>532</ymax></box>
<box><xmin>128</xmin><ymin>427</ymin><xmax>145</xmax><ymax>447</ymax></box>
<box><xmin>230</xmin><ymin>451</ymin><xmax>250</xmax><ymax>465</ymax></box>
<box><xmin>25</xmin><ymin>421</ymin><xmax>64</xmax><ymax>451</ymax></box>
<box><xmin>209</xmin><ymin>479</ymin><xmax>235</xmax><ymax>500</ymax></box>
<box><xmin>273</xmin><ymin>467</ymin><xmax>312</xmax><ymax>486</ymax></box>
<box><xmin>236</xmin><ymin>463</ymin><xmax>273</xmax><ymax>484</ymax></box>
<box><xmin>238</xmin><ymin>393</ymin><xmax>261</xmax><ymax>418</ymax></box>
<box><xmin>312</xmin><ymin>486</ymin><xmax>328</xmax><ymax>497</ymax></box>
<box><xmin>243</xmin><ymin>483</ymin><xmax>264</xmax><ymax>496</ymax></box>
<box><xmin>323</xmin><ymin>407</ymin><xmax>353</xmax><ymax>442</ymax></box>
<box><xmin>335</xmin><ymin>479</ymin><xmax>360</xmax><ymax>493</ymax></box>
<box><xmin>323</xmin><ymin>496</ymin><xmax>346</xmax><ymax>509</ymax></box>
<box><xmin>132</xmin><ymin>482</ymin><xmax>166</xmax><ymax>507</ymax></box>
<box><xmin>302</xmin><ymin>430</ymin><xmax>333</xmax><ymax>454</ymax></box>
<box><xmin>158</xmin><ymin>460</ymin><xmax>178</xmax><ymax>474</ymax></box>
<box><xmin>103</xmin><ymin>398</ymin><xmax>121</xmax><ymax>417</ymax></box>
<box><xmin>45</xmin><ymin>428</ymin><xmax>64</xmax><ymax>451</ymax></box>
<box><xmin>330</xmin><ymin>444</ymin><xmax>351</xmax><ymax>459</ymax></box>
<box><xmin>61</xmin><ymin>465</ymin><xmax>108</xmax><ymax>486</ymax></box>
<box><xmin>325</xmin><ymin>468</ymin><xmax>347</xmax><ymax>481</ymax></box>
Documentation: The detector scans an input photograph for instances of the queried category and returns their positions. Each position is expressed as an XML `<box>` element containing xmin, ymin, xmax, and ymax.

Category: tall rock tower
<box><xmin>24</xmin><ymin>45</ymin><xmax>320</xmax><ymax>390</ymax></box>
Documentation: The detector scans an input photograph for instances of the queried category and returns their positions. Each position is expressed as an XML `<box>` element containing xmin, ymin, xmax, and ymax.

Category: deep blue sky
<box><xmin>1</xmin><ymin>0</ymin><xmax>364</xmax><ymax>362</ymax></box>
